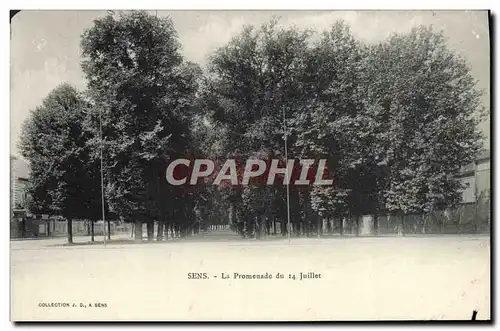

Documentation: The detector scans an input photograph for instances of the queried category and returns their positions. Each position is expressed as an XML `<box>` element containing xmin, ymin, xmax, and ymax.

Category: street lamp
<box><xmin>99</xmin><ymin>107</ymin><xmax>107</xmax><ymax>247</ymax></box>
<box><xmin>283</xmin><ymin>107</ymin><xmax>291</xmax><ymax>244</ymax></box>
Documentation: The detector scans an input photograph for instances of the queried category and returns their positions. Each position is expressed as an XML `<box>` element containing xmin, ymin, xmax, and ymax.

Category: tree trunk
<box><xmin>157</xmin><ymin>221</ymin><xmax>164</xmax><ymax>241</ymax></box>
<box><xmin>264</xmin><ymin>210</ymin><xmax>270</xmax><ymax>236</ymax></box>
<box><xmin>146</xmin><ymin>221</ymin><xmax>154</xmax><ymax>242</ymax></box>
<box><xmin>163</xmin><ymin>221</ymin><xmax>170</xmax><ymax>240</ymax></box>
<box><xmin>441</xmin><ymin>211</ymin><xmax>446</xmax><ymax>233</ymax></box>
<box><xmin>107</xmin><ymin>220</ymin><xmax>111</xmax><ymax>240</ymax></box>
<box><xmin>266</xmin><ymin>217</ymin><xmax>271</xmax><ymax>235</ymax></box>
<box><xmin>20</xmin><ymin>218</ymin><xmax>25</xmax><ymax>238</ymax></box>
<box><xmin>402</xmin><ymin>214</ymin><xmax>406</xmax><ymax>236</ymax></box>
<box><xmin>67</xmin><ymin>219</ymin><xmax>73</xmax><ymax>244</ymax></box>
<box><xmin>261</xmin><ymin>215</ymin><xmax>267</xmax><ymax>238</ymax></box>
<box><xmin>229</xmin><ymin>202</ymin><xmax>235</xmax><ymax>228</ymax></box>
<box><xmin>422</xmin><ymin>214</ymin><xmax>427</xmax><ymax>234</ymax></box>
<box><xmin>355</xmin><ymin>215</ymin><xmax>360</xmax><ymax>236</ymax></box>
<box><xmin>255</xmin><ymin>216</ymin><xmax>260</xmax><ymax>239</ymax></box>
<box><xmin>398</xmin><ymin>214</ymin><xmax>405</xmax><ymax>236</ymax></box>
<box><xmin>373</xmin><ymin>212</ymin><xmax>379</xmax><ymax>236</ymax></box>
<box><xmin>134</xmin><ymin>220</ymin><xmax>142</xmax><ymax>242</ymax></box>
<box><xmin>339</xmin><ymin>217</ymin><xmax>344</xmax><ymax>236</ymax></box>
<box><xmin>90</xmin><ymin>220</ymin><xmax>95</xmax><ymax>242</ymax></box>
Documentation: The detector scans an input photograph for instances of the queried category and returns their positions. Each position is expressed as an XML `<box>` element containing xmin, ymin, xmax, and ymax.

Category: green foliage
<box><xmin>20</xmin><ymin>15</ymin><xmax>485</xmax><ymax>240</ymax></box>
<box><xmin>201</xmin><ymin>20</ymin><xmax>484</xmax><ymax>236</ymax></box>
<box><xmin>361</xmin><ymin>26</ymin><xmax>484</xmax><ymax>215</ymax></box>
<box><xmin>81</xmin><ymin>11</ymin><xmax>198</xmax><ymax>226</ymax></box>
<box><xmin>19</xmin><ymin>83</ymin><xmax>101</xmax><ymax>222</ymax></box>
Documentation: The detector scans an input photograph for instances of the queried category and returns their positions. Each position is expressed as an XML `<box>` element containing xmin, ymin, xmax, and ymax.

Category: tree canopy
<box><xmin>19</xmin><ymin>12</ymin><xmax>487</xmax><ymax>243</ymax></box>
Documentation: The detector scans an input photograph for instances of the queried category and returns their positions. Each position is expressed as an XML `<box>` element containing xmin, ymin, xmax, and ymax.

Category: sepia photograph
<box><xmin>9</xmin><ymin>9</ymin><xmax>491</xmax><ymax>322</ymax></box>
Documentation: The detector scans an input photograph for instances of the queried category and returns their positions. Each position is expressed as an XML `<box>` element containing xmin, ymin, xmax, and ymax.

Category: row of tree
<box><xmin>19</xmin><ymin>11</ymin><xmax>485</xmax><ymax>243</ymax></box>
<box><xmin>198</xmin><ymin>19</ymin><xmax>485</xmax><ymax>237</ymax></box>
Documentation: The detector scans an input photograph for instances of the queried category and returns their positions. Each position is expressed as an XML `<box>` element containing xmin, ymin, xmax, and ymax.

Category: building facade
<box><xmin>10</xmin><ymin>156</ymin><xmax>36</xmax><ymax>238</ymax></box>
<box><xmin>459</xmin><ymin>150</ymin><xmax>491</xmax><ymax>204</ymax></box>
<box><xmin>10</xmin><ymin>155</ymin><xmax>117</xmax><ymax>238</ymax></box>
<box><xmin>11</xmin><ymin>156</ymin><xmax>29</xmax><ymax>210</ymax></box>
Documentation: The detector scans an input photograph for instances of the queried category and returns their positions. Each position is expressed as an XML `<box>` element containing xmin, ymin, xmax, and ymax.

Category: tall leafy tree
<box><xmin>294</xmin><ymin>21</ymin><xmax>366</xmax><ymax>235</ymax></box>
<box><xmin>203</xmin><ymin>21</ymin><xmax>485</xmax><ymax>237</ymax></box>
<box><xmin>81</xmin><ymin>11</ymin><xmax>198</xmax><ymax>241</ymax></box>
<box><xmin>201</xmin><ymin>19</ymin><xmax>318</xmax><ymax>237</ymax></box>
<box><xmin>19</xmin><ymin>84</ymin><xmax>101</xmax><ymax>244</ymax></box>
<box><xmin>361</xmin><ymin>26</ymin><xmax>485</xmax><ymax>234</ymax></box>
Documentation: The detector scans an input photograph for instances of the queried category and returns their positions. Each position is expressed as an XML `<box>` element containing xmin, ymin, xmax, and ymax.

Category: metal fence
<box><xmin>334</xmin><ymin>199</ymin><xmax>491</xmax><ymax>236</ymax></box>
<box><xmin>11</xmin><ymin>197</ymin><xmax>490</xmax><ymax>239</ymax></box>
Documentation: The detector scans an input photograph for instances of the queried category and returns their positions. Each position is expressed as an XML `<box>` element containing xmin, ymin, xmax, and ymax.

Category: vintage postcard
<box><xmin>10</xmin><ymin>9</ymin><xmax>491</xmax><ymax>322</ymax></box>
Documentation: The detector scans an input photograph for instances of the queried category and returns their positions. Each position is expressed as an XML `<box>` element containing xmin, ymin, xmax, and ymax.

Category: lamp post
<box><xmin>99</xmin><ymin>107</ymin><xmax>107</xmax><ymax>247</ymax></box>
<box><xmin>283</xmin><ymin>108</ymin><xmax>291</xmax><ymax>244</ymax></box>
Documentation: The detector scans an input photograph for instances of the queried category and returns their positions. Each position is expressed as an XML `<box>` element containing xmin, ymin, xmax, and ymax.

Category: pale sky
<box><xmin>10</xmin><ymin>10</ymin><xmax>490</xmax><ymax>156</ymax></box>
